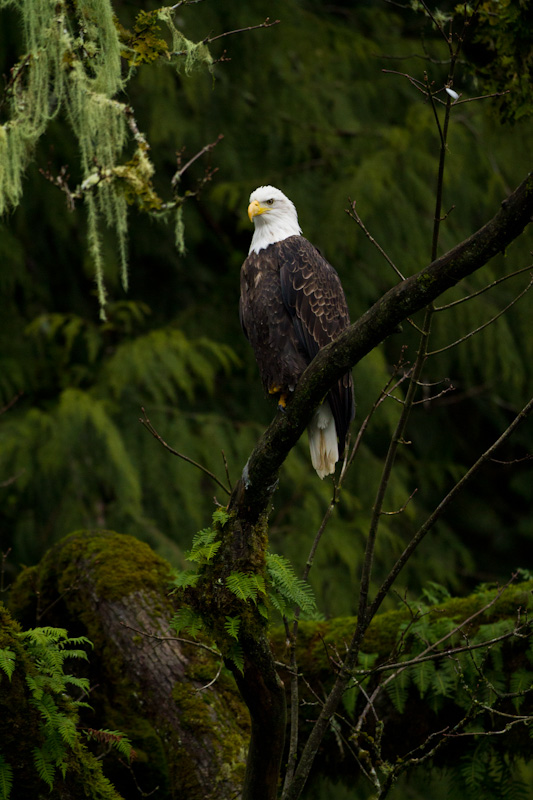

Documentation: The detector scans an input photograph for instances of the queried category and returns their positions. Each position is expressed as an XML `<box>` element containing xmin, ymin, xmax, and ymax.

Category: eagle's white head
<box><xmin>248</xmin><ymin>185</ymin><xmax>302</xmax><ymax>254</ymax></box>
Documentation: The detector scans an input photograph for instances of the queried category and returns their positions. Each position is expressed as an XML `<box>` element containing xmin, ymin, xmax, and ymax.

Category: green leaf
<box><xmin>171</xmin><ymin>607</ymin><xmax>204</xmax><ymax>637</ymax></box>
<box><xmin>226</xmin><ymin>642</ymin><xmax>244</xmax><ymax>675</ymax></box>
<box><xmin>0</xmin><ymin>754</ymin><xmax>13</xmax><ymax>800</ymax></box>
<box><xmin>33</xmin><ymin>747</ymin><xmax>55</xmax><ymax>790</ymax></box>
<box><xmin>266</xmin><ymin>553</ymin><xmax>317</xmax><ymax>619</ymax></box>
<box><xmin>171</xmin><ymin>569</ymin><xmax>200</xmax><ymax>589</ymax></box>
<box><xmin>0</xmin><ymin>649</ymin><xmax>16</xmax><ymax>681</ymax></box>
<box><xmin>212</xmin><ymin>508</ymin><xmax>230</xmax><ymax>526</ymax></box>
<box><xmin>385</xmin><ymin>668</ymin><xmax>411</xmax><ymax>714</ymax></box>
<box><xmin>224</xmin><ymin>616</ymin><xmax>241</xmax><ymax>640</ymax></box>
<box><xmin>225</xmin><ymin>572</ymin><xmax>266</xmax><ymax>602</ymax></box>
<box><xmin>411</xmin><ymin>656</ymin><xmax>436</xmax><ymax>697</ymax></box>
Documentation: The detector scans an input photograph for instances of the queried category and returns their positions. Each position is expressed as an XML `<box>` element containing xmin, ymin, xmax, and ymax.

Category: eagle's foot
<box><xmin>269</xmin><ymin>385</ymin><xmax>288</xmax><ymax>410</ymax></box>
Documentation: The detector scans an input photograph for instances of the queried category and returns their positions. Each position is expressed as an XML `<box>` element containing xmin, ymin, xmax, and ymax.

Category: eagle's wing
<box><xmin>279</xmin><ymin>237</ymin><xmax>350</xmax><ymax>354</ymax></box>
<box><xmin>279</xmin><ymin>236</ymin><xmax>355</xmax><ymax>452</ymax></box>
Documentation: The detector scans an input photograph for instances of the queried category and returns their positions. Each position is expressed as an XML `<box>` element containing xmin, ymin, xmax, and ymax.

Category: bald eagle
<box><xmin>239</xmin><ymin>185</ymin><xmax>355</xmax><ymax>478</ymax></box>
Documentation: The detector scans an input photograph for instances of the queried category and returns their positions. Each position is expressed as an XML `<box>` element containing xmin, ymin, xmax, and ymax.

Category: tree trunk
<box><xmin>8</xmin><ymin>529</ymin><xmax>248</xmax><ymax>800</ymax></box>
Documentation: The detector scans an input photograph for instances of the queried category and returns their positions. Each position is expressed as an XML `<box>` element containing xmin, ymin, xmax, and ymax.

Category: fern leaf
<box><xmin>225</xmin><ymin>572</ymin><xmax>265</xmax><ymax>602</ymax></box>
<box><xmin>186</xmin><ymin>526</ymin><xmax>221</xmax><ymax>563</ymax></box>
<box><xmin>411</xmin><ymin>656</ymin><xmax>436</xmax><ymax>697</ymax></box>
<box><xmin>31</xmin><ymin>692</ymin><xmax>60</xmax><ymax>726</ymax></box>
<box><xmin>227</xmin><ymin>642</ymin><xmax>244</xmax><ymax>675</ymax></box>
<box><xmin>56</xmin><ymin>715</ymin><xmax>78</xmax><ymax>748</ymax></box>
<box><xmin>224</xmin><ymin>616</ymin><xmax>241</xmax><ymax>640</ymax></box>
<box><xmin>212</xmin><ymin>508</ymin><xmax>230</xmax><ymax>526</ymax></box>
<box><xmin>266</xmin><ymin>553</ymin><xmax>317</xmax><ymax>618</ymax></box>
<box><xmin>171</xmin><ymin>569</ymin><xmax>200</xmax><ymax>589</ymax></box>
<box><xmin>0</xmin><ymin>649</ymin><xmax>16</xmax><ymax>681</ymax></box>
<box><xmin>84</xmin><ymin>729</ymin><xmax>136</xmax><ymax>761</ymax></box>
<box><xmin>384</xmin><ymin>668</ymin><xmax>411</xmax><ymax>714</ymax></box>
<box><xmin>0</xmin><ymin>754</ymin><xmax>13</xmax><ymax>800</ymax></box>
<box><xmin>33</xmin><ymin>747</ymin><xmax>56</xmax><ymax>790</ymax></box>
<box><xmin>510</xmin><ymin>669</ymin><xmax>533</xmax><ymax>711</ymax></box>
<box><xmin>171</xmin><ymin>607</ymin><xmax>204</xmax><ymax>637</ymax></box>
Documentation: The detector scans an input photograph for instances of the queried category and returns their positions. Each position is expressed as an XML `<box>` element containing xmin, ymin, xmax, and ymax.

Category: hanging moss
<box><xmin>0</xmin><ymin>0</ymin><xmax>214</xmax><ymax>316</ymax></box>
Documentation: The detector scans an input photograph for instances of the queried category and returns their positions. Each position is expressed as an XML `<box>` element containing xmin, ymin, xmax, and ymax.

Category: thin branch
<box><xmin>380</xmin><ymin>487</ymin><xmax>418</xmax><ymax>516</ymax></box>
<box><xmin>368</xmin><ymin>396</ymin><xmax>533</xmax><ymax>623</ymax></box>
<box><xmin>346</xmin><ymin>200</ymin><xmax>405</xmax><ymax>280</ymax></box>
<box><xmin>194</xmin><ymin>661</ymin><xmax>223</xmax><ymax>692</ymax></box>
<box><xmin>0</xmin><ymin>391</ymin><xmax>23</xmax><ymax>416</ymax></box>
<box><xmin>428</xmin><ymin>276</ymin><xmax>533</xmax><ymax>356</ymax></box>
<box><xmin>170</xmin><ymin>0</ymin><xmax>204</xmax><ymax>9</ymax></box>
<box><xmin>221</xmin><ymin>450</ymin><xmax>233</xmax><ymax>492</ymax></box>
<box><xmin>202</xmin><ymin>18</ymin><xmax>280</xmax><ymax>45</ymax></box>
<box><xmin>435</xmin><ymin>264</ymin><xmax>533</xmax><ymax>311</ymax></box>
<box><xmin>140</xmin><ymin>407</ymin><xmax>231</xmax><ymax>495</ymax></box>
<box><xmin>444</xmin><ymin>717</ymin><xmax>533</xmax><ymax>738</ymax></box>
<box><xmin>454</xmin><ymin>89</ymin><xmax>511</xmax><ymax>106</ymax></box>
<box><xmin>172</xmin><ymin>134</ymin><xmax>224</xmax><ymax>186</ymax></box>
<box><xmin>491</xmin><ymin>453</ymin><xmax>533</xmax><ymax>465</ymax></box>
<box><xmin>119</xmin><ymin>620</ymin><xmax>220</xmax><ymax>656</ymax></box>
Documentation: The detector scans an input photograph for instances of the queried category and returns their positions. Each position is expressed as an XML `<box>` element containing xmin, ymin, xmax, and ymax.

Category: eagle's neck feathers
<box><xmin>249</xmin><ymin>212</ymin><xmax>301</xmax><ymax>254</ymax></box>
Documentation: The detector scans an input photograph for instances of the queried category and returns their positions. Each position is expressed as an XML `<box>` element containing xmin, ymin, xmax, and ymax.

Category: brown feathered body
<box><xmin>239</xmin><ymin>234</ymin><xmax>355</xmax><ymax>463</ymax></box>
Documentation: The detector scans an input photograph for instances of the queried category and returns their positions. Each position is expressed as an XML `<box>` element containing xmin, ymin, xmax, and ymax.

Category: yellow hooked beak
<box><xmin>248</xmin><ymin>199</ymin><xmax>268</xmax><ymax>222</ymax></box>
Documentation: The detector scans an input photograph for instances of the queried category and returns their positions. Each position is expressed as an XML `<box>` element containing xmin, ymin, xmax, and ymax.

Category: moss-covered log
<box><xmin>6</xmin><ymin>531</ymin><xmax>532</xmax><ymax>798</ymax></box>
<box><xmin>8</xmin><ymin>530</ymin><xmax>248</xmax><ymax>800</ymax></box>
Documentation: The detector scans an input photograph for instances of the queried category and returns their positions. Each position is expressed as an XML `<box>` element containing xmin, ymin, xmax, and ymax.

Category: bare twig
<box><xmin>119</xmin><ymin>620</ymin><xmax>220</xmax><ymax>656</ymax></box>
<box><xmin>0</xmin><ymin>391</ymin><xmax>23</xmax><ymax>416</ymax></box>
<box><xmin>202</xmin><ymin>18</ymin><xmax>280</xmax><ymax>45</ymax></box>
<box><xmin>368</xmin><ymin>397</ymin><xmax>533</xmax><ymax>623</ymax></box>
<box><xmin>194</xmin><ymin>661</ymin><xmax>223</xmax><ymax>692</ymax></box>
<box><xmin>172</xmin><ymin>134</ymin><xmax>224</xmax><ymax>186</ymax></box>
<box><xmin>140</xmin><ymin>407</ymin><xmax>231</xmax><ymax>495</ymax></box>
<box><xmin>428</xmin><ymin>276</ymin><xmax>533</xmax><ymax>356</ymax></box>
<box><xmin>346</xmin><ymin>200</ymin><xmax>405</xmax><ymax>280</ymax></box>
<box><xmin>380</xmin><ymin>487</ymin><xmax>418</xmax><ymax>516</ymax></box>
<box><xmin>491</xmin><ymin>453</ymin><xmax>533</xmax><ymax>465</ymax></box>
<box><xmin>435</xmin><ymin>264</ymin><xmax>533</xmax><ymax>311</ymax></box>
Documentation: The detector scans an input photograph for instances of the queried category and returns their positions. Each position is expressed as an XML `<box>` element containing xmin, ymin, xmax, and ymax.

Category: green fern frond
<box><xmin>510</xmin><ymin>669</ymin><xmax>533</xmax><ymax>711</ymax></box>
<box><xmin>84</xmin><ymin>728</ymin><xmax>136</xmax><ymax>761</ymax></box>
<box><xmin>212</xmin><ymin>508</ymin><xmax>230</xmax><ymax>526</ymax></box>
<box><xmin>63</xmin><ymin>675</ymin><xmax>91</xmax><ymax>696</ymax></box>
<box><xmin>56</xmin><ymin>715</ymin><xmax>78</xmax><ymax>748</ymax></box>
<box><xmin>32</xmin><ymin>746</ymin><xmax>56</xmax><ymax>790</ymax></box>
<box><xmin>224</xmin><ymin>616</ymin><xmax>241</xmax><ymax>640</ymax></box>
<box><xmin>186</xmin><ymin>526</ymin><xmax>221</xmax><ymax>564</ymax></box>
<box><xmin>411</xmin><ymin>656</ymin><xmax>436</xmax><ymax>698</ymax></box>
<box><xmin>171</xmin><ymin>607</ymin><xmax>205</xmax><ymax>637</ymax></box>
<box><xmin>30</xmin><ymin>692</ymin><xmax>61</xmax><ymax>727</ymax></box>
<box><xmin>226</xmin><ymin>642</ymin><xmax>244</xmax><ymax>675</ymax></box>
<box><xmin>171</xmin><ymin>570</ymin><xmax>200</xmax><ymax>589</ymax></box>
<box><xmin>0</xmin><ymin>754</ymin><xmax>13</xmax><ymax>800</ymax></box>
<box><xmin>102</xmin><ymin>328</ymin><xmax>238</xmax><ymax>403</ymax></box>
<box><xmin>266</xmin><ymin>553</ymin><xmax>317</xmax><ymax>619</ymax></box>
<box><xmin>0</xmin><ymin>649</ymin><xmax>15</xmax><ymax>682</ymax></box>
<box><xmin>384</xmin><ymin>668</ymin><xmax>411</xmax><ymax>714</ymax></box>
<box><xmin>225</xmin><ymin>572</ymin><xmax>266</xmax><ymax>603</ymax></box>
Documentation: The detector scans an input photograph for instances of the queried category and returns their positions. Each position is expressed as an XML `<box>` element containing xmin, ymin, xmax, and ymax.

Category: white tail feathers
<box><xmin>308</xmin><ymin>404</ymin><xmax>338</xmax><ymax>479</ymax></box>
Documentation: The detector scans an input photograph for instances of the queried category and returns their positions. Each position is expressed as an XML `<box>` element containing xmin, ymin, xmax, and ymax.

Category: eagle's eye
<box><xmin>266</xmin><ymin>198</ymin><xmax>274</xmax><ymax>205</ymax></box>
